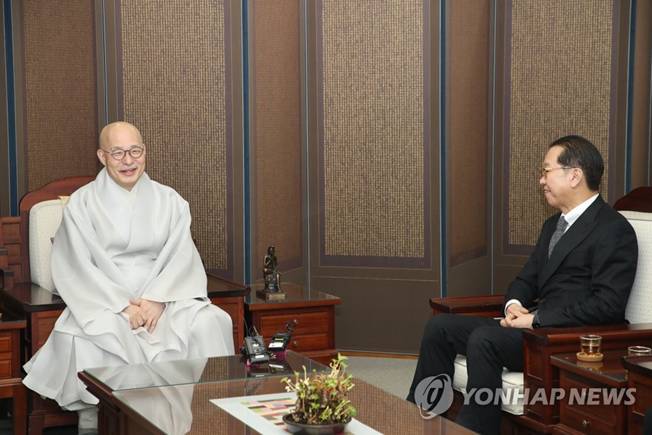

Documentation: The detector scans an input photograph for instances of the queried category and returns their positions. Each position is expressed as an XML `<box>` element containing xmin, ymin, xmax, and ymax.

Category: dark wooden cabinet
<box><xmin>210</xmin><ymin>295</ymin><xmax>245</xmax><ymax>347</ymax></box>
<box><xmin>205</xmin><ymin>272</ymin><xmax>250</xmax><ymax>347</ymax></box>
<box><xmin>622</xmin><ymin>355</ymin><xmax>652</xmax><ymax>435</ymax></box>
<box><xmin>245</xmin><ymin>284</ymin><xmax>341</xmax><ymax>364</ymax></box>
<box><xmin>551</xmin><ymin>351</ymin><xmax>629</xmax><ymax>435</ymax></box>
<box><xmin>0</xmin><ymin>319</ymin><xmax>27</xmax><ymax>435</ymax></box>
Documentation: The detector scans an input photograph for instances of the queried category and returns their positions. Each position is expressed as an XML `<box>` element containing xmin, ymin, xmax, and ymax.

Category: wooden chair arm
<box><xmin>430</xmin><ymin>294</ymin><xmax>504</xmax><ymax>317</ymax></box>
<box><xmin>524</xmin><ymin>323</ymin><xmax>652</xmax><ymax>348</ymax></box>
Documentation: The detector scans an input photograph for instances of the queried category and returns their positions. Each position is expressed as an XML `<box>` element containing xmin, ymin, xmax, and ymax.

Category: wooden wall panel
<box><xmin>630</xmin><ymin>0</ymin><xmax>652</xmax><ymax>188</ymax></box>
<box><xmin>0</xmin><ymin>4</ymin><xmax>8</xmax><ymax>216</ymax></box>
<box><xmin>492</xmin><ymin>0</ymin><xmax>630</xmax><ymax>290</ymax></box>
<box><xmin>250</xmin><ymin>0</ymin><xmax>303</xmax><ymax>278</ymax></box>
<box><xmin>117</xmin><ymin>0</ymin><xmax>237</xmax><ymax>276</ymax></box>
<box><xmin>308</xmin><ymin>0</ymin><xmax>438</xmax><ymax>353</ymax></box>
<box><xmin>506</xmin><ymin>0</ymin><xmax>615</xmax><ymax>249</ymax></box>
<box><xmin>21</xmin><ymin>0</ymin><xmax>99</xmax><ymax>191</ymax></box>
<box><xmin>318</xmin><ymin>0</ymin><xmax>428</xmax><ymax>267</ymax></box>
<box><xmin>446</xmin><ymin>0</ymin><xmax>492</xmax><ymax>296</ymax></box>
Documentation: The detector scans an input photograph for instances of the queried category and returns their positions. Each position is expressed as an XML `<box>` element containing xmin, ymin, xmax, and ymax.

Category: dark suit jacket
<box><xmin>505</xmin><ymin>195</ymin><xmax>638</xmax><ymax>328</ymax></box>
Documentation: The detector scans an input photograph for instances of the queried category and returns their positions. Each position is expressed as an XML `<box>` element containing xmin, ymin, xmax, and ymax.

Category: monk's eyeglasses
<box><xmin>102</xmin><ymin>145</ymin><xmax>145</xmax><ymax>161</ymax></box>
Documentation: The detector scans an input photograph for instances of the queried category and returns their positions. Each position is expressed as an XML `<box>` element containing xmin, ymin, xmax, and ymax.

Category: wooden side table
<box><xmin>205</xmin><ymin>271</ymin><xmax>250</xmax><ymax>347</ymax></box>
<box><xmin>622</xmin><ymin>355</ymin><xmax>652</xmax><ymax>435</ymax></box>
<box><xmin>550</xmin><ymin>350</ymin><xmax>629</xmax><ymax>435</ymax></box>
<box><xmin>245</xmin><ymin>283</ymin><xmax>341</xmax><ymax>364</ymax></box>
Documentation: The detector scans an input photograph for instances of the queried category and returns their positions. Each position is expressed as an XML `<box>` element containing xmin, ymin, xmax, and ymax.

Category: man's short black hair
<box><xmin>549</xmin><ymin>135</ymin><xmax>604</xmax><ymax>191</ymax></box>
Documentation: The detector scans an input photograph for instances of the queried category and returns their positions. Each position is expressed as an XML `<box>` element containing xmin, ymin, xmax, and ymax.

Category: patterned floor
<box><xmin>344</xmin><ymin>355</ymin><xmax>417</xmax><ymax>399</ymax></box>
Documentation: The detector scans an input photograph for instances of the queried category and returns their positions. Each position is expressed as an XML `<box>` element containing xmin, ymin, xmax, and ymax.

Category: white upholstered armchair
<box><xmin>430</xmin><ymin>187</ymin><xmax>652</xmax><ymax>434</ymax></box>
<box><xmin>0</xmin><ymin>176</ymin><xmax>94</xmax><ymax>434</ymax></box>
<box><xmin>0</xmin><ymin>176</ymin><xmax>248</xmax><ymax>435</ymax></box>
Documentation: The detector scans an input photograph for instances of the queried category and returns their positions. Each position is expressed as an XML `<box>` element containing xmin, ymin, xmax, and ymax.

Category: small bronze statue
<box><xmin>263</xmin><ymin>246</ymin><xmax>280</xmax><ymax>291</ymax></box>
<box><xmin>258</xmin><ymin>246</ymin><xmax>285</xmax><ymax>300</ymax></box>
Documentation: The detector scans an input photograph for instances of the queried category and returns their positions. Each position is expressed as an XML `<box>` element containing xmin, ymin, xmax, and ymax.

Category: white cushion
<box><xmin>620</xmin><ymin>211</ymin><xmax>652</xmax><ymax>324</ymax></box>
<box><xmin>453</xmin><ymin>355</ymin><xmax>525</xmax><ymax>415</ymax></box>
<box><xmin>29</xmin><ymin>198</ymin><xmax>68</xmax><ymax>292</ymax></box>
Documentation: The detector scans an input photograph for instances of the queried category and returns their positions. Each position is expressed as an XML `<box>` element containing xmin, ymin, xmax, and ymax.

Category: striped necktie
<box><xmin>548</xmin><ymin>216</ymin><xmax>568</xmax><ymax>258</ymax></box>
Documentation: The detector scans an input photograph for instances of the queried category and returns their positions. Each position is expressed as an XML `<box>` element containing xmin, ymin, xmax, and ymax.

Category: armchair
<box><xmin>0</xmin><ymin>176</ymin><xmax>249</xmax><ymax>435</ymax></box>
<box><xmin>0</xmin><ymin>176</ymin><xmax>93</xmax><ymax>434</ymax></box>
<box><xmin>430</xmin><ymin>187</ymin><xmax>652</xmax><ymax>434</ymax></box>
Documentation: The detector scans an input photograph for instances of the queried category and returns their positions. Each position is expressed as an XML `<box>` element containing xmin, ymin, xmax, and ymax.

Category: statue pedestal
<box><xmin>256</xmin><ymin>289</ymin><xmax>286</xmax><ymax>301</ymax></box>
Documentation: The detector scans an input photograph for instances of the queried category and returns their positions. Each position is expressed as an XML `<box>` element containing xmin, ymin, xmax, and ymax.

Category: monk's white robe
<box><xmin>23</xmin><ymin>169</ymin><xmax>234</xmax><ymax>410</ymax></box>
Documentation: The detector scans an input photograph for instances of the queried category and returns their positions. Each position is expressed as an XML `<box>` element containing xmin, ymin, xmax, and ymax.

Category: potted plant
<box><xmin>281</xmin><ymin>354</ymin><xmax>357</xmax><ymax>434</ymax></box>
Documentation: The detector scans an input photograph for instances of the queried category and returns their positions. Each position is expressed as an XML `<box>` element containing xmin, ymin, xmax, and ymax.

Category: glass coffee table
<box><xmin>79</xmin><ymin>351</ymin><xmax>474</xmax><ymax>434</ymax></box>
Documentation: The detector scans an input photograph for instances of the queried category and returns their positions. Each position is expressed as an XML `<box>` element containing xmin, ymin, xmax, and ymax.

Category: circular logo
<box><xmin>414</xmin><ymin>374</ymin><xmax>454</xmax><ymax>418</ymax></box>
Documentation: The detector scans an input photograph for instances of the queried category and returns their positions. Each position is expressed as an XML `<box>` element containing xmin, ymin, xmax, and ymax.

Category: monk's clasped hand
<box><xmin>130</xmin><ymin>298</ymin><xmax>165</xmax><ymax>333</ymax></box>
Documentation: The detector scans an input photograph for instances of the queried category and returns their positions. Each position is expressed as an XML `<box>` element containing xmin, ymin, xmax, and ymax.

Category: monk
<box><xmin>23</xmin><ymin>121</ymin><xmax>234</xmax><ymax>434</ymax></box>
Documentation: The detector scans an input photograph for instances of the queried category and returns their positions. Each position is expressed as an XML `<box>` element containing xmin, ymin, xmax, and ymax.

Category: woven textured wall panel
<box><xmin>251</xmin><ymin>0</ymin><xmax>302</xmax><ymax>273</ymax></box>
<box><xmin>320</xmin><ymin>0</ymin><xmax>425</xmax><ymax>261</ymax></box>
<box><xmin>23</xmin><ymin>0</ymin><xmax>98</xmax><ymax>191</ymax></box>
<box><xmin>508</xmin><ymin>0</ymin><xmax>612</xmax><ymax>247</ymax></box>
<box><xmin>120</xmin><ymin>0</ymin><xmax>229</xmax><ymax>271</ymax></box>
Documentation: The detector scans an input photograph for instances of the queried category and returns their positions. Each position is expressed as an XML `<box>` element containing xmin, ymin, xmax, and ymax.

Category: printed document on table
<box><xmin>211</xmin><ymin>391</ymin><xmax>382</xmax><ymax>434</ymax></box>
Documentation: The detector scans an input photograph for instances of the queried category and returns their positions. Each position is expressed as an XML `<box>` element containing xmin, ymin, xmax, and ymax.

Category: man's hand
<box><xmin>122</xmin><ymin>304</ymin><xmax>145</xmax><ymax>330</ymax></box>
<box><xmin>501</xmin><ymin>311</ymin><xmax>534</xmax><ymax>329</ymax></box>
<box><xmin>500</xmin><ymin>303</ymin><xmax>528</xmax><ymax>327</ymax></box>
<box><xmin>131</xmin><ymin>298</ymin><xmax>165</xmax><ymax>333</ymax></box>
<box><xmin>505</xmin><ymin>303</ymin><xmax>529</xmax><ymax>319</ymax></box>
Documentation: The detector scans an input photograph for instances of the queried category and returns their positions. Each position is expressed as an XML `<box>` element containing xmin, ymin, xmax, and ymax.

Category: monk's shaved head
<box><xmin>97</xmin><ymin>121</ymin><xmax>146</xmax><ymax>191</ymax></box>
<box><xmin>99</xmin><ymin>121</ymin><xmax>143</xmax><ymax>150</ymax></box>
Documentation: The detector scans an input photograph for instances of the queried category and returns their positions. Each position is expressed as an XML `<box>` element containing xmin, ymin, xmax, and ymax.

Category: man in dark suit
<box><xmin>406</xmin><ymin>135</ymin><xmax>638</xmax><ymax>434</ymax></box>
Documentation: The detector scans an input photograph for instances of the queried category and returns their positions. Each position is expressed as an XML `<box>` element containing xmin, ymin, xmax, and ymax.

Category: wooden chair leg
<box><xmin>28</xmin><ymin>414</ymin><xmax>44</xmax><ymax>435</ymax></box>
<box><xmin>12</xmin><ymin>383</ymin><xmax>27</xmax><ymax>435</ymax></box>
